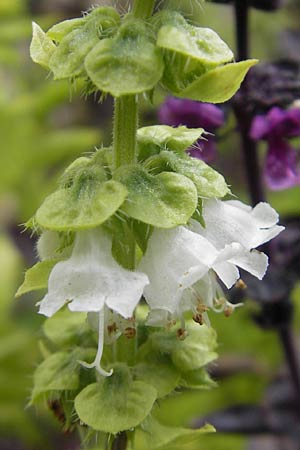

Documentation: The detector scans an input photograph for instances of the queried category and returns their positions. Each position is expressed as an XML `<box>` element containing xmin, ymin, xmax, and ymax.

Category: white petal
<box><xmin>199</xmin><ymin>199</ymin><xmax>259</xmax><ymax>250</ymax></box>
<box><xmin>251</xmin><ymin>225</ymin><xmax>285</xmax><ymax>248</ymax></box>
<box><xmin>251</xmin><ymin>202</ymin><xmax>279</xmax><ymax>228</ymax></box>
<box><xmin>105</xmin><ymin>269</ymin><xmax>149</xmax><ymax>318</ymax></box>
<box><xmin>198</xmin><ymin>199</ymin><xmax>283</xmax><ymax>250</ymax></box>
<box><xmin>230</xmin><ymin>249</ymin><xmax>268</xmax><ymax>280</ymax></box>
<box><xmin>213</xmin><ymin>261</ymin><xmax>240</xmax><ymax>288</ymax></box>
<box><xmin>140</xmin><ymin>227</ymin><xmax>218</xmax><ymax>314</ymax></box>
<box><xmin>38</xmin><ymin>291</ymin><xmax>66</xmax><ymax>317</ymax></box>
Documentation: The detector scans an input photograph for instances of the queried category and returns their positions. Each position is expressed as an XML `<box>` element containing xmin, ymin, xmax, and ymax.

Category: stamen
<box><xmin>235</xmin><ymin>279</ymin><xmax>247</xmax><ymax>290</ymax></box>
<box><xmin>78</xmin><ymin>309</ymin><xmax>113</xmax><ymax>377</ymax></box>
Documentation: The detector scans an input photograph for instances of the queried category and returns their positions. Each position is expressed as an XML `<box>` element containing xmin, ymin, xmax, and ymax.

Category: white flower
<box><xmin>38</xmin><ymin>228</ymin><xmax>149</xmax><ymax>376</ymax></box>
<box><xmin>140</xmin><ymin>199</ymin><xmax>284</xmax><ymax>325</ymax></box>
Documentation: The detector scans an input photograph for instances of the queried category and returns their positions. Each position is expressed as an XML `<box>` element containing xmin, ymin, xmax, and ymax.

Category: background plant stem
<box><xmin>233</xmin><ymin>0</ymin><xmax>300</xmax><ymax>411</ymax></box>
<box><xmin>233</xmin><ymin>0</ymin><xmax>265</xmax><ymax>206</ymax></box>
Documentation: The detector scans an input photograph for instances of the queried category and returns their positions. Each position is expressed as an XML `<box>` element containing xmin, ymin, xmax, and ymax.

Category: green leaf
<box><xmin>30</xmin><ymin>22</ymin><xmax>56</xmax><ymax>69</ymax></box>
<box><xmin>149</xmin><ymin>322</ymin><xmax>218</xmax><ymax>372</ymax></box>
<box><xmin>15</xmin><ymin>260</ymin><xmax>58</xmax><ymax>298</ymax></box>
<box><xmin>157</xmin><ymin>24</ymin><xmax>233</xmax><ymax>66</ymax></box>
<box><xmin>137</xmin><ymin>125</ymin><xmax>204</xmax><ymax>160</ymax></box>
<box><xmin>148</xmin><ymin>151</ymin><xmax>229</xmax><ymax>198</ymax></box>
<box><xmin>35</xmin><ymin>179</ymin><xmax>127</xmax><ymax>231</ymax></box>
<box><xmin>180</xmin><ymin>368</ymin><xmax>217</xmax><ymax>390</ymax></box>
<box><xmin>114</xmin><ymin>165</ymin><xmax>197</xmax><ymax>228</ymax></box>
<box><xmin>31</xmin><ymin>350</ymin><xmax>82</xmax><ymax>403</ymax></box>
<box><xmin>47</xmin><ymin>18</ymin><xmax>85</xmax><ymax>42</ymax></box>
<box><xmin>49</xmin><ymin>7</ymin><xmax>120</xmax><ymax>79</ymax></box>
<box><xmin>133</xmin><ymin>362</ymin><xmax>180</xmax><ymax>398</ymax></box>
<box><xmin>74</xmin><ymin>364</ymin><xmax>157</xmax><ymax>433</ymax></box>
<box><xmin>43</xmin><ymin>307</ymin><xmax>88</xmax><ymax>347</ymax></box>
<box><xmin>137</xmin><ymin>416</ymin><xmax>215</xmax><ymax>450</ymax></box>
<box><xmin>85</xmin><ymin>20</ymin><xmax>164</xmax><ymax>96</ymax></box>
<box><xmin>178</xmin><ymin>59</ymin><xmax>258</xmax><ymax>103</ymax></box>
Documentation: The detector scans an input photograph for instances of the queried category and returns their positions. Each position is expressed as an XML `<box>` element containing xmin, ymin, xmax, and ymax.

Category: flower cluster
<box><xmin>250</xmin><ymin>106</ymin><xmax>300</xmax><ymax>190</ymax></box>
<box><xmin>159</xmin><ymin>97</ymin><xmax>224</xmax><ymax>162</ymax></box>
<box><xmin>37</xmin><ymin>199</ymin><xmax>283</xmax><ymax>375</ymax></box>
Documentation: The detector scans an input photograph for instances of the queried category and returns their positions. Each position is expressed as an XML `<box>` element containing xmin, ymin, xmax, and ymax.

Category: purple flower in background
<box><xmin>250</xmin><ymin>106</ymin><xmax>300</xmax><ymax>190</ymax></box>
<box><xmin>158</xmin><ymin>97</ymin><xmax>225</xmax><ymax>162</ymax></box>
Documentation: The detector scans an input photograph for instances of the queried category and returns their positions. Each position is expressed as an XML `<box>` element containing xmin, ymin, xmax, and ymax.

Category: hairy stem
<box><xmin>132</xmin><ymin>0</ymin><xmax>156</xmax><ymax>19</ymax></box>
<box><xmin>113</xmin><ymin>95</ymin><xmax>138</xmax><ymax>169</ymax></box>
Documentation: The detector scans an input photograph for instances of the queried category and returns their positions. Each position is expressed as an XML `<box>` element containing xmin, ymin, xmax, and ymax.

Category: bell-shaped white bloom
<box><xmin>140</xmin><ymin>199</ymin><xmax>284</xmax><ymax>325</ymax></box>
<box><xmin>38</xmin><ymin>228</ymin><xmax>149</xmax><ymax>375</ymax></box>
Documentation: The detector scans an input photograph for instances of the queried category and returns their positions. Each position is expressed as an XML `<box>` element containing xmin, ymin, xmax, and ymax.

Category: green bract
<box><xmin>137</xmin><ymin>416</ymin><xmax>215</xmax><ymax>450</ymax></box>
<box><xmin>16</xmin><ymin>260</ymin><xmax>58</xmax><ymax>298</ymax></box>
<box><xmin>114</xmin><ymin>165</ymin><xmax>197</xmax><ymax>228</ymax></box>
<box><xmin>153</xmin><ymin>11</ymin><xmax>256</xmax><ymax>102</ymax></box>
<box><xmin>49</xmin><ymin>7</ymin><xmax>120</xmax><ymax>79</ymax></box>
<box><xmin>178</xmin><ymin>59</ymin><xmax>258</xmax><ymax>103</ymax></box>
<box><xmin>85</xmin><ymin>19</ymin><xmax>164</xmax><ymax>96</ymax></box>
<box><xmin>146</xmin><ymin>151</ymin><xmax>230</xmax><ymax>198</ymax></box>
<box><xmin>31</xmin><ymin>348</ymin><xmax>95</xmax><ymax>403</ymax></box>
<box><xmin>43</xmin><ymin>308</ymin><xmax>89</xmax><ymax>347</ymax></box>
<box><xmin>35</xmin><ymin>162</ymin><xmax>127</xmax><ymax>231</ymax></box>
<box><xmin>157</xmin><ymin>23</ymin><xmax>233</xmax><ymax>66</ymax></box>
<box><xmin>137</xmin><ymin>125</ymin><xmax>205</xmax><ymax>160</ymax></box>
<box><xmin>74</xmin><ymin>364</ymin><xmax>157</xmax><ymax>433</ymax></box>
<box><xmin>133</xmin><ymin>362</ymin><xmax>180</xmax><ymax>398</ymax></box>
<box><xmin>30</xmin><ymin>22</ymin><xmax>56</xmax><ymax>69</ymax></box>
<box><xmin>47</xmin><ymin>18</ymin><xmax>85</xmax><ymax>42</ymax></box>
<box><xmin>180</xmin><ymin>368</ymin><xmax>217</xmax><ymax>390</ymax></box>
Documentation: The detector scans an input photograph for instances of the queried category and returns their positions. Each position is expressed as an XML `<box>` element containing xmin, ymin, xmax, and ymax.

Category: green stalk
<box><xmin>132</xmin><ymin>0</ymin><xmax>156</xmax><ymax>19</ymax></box>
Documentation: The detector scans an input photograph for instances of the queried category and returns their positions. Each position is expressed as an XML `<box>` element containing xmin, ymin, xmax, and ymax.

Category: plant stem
<box><xmin>132</xmin><ymin>0</ymin><xmax>156</xmax><ymax>19</ymax></box>
<box><xmin>113</xmin><ymin>95</ymin><xmax>138</xmax><ymax>169</ymax></box>
<box><xmin>233</xmin><ymin>0</ymin><xmax>265</xmax><ymax>206</ymax></box>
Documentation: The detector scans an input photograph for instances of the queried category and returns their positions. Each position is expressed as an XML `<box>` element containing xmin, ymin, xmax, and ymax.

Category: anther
<box><xmin>224</xmin><ymin>305</ymin><xmax>234</xmax><ymax>317</ymax></box>
<box><xmin>193</xmin><ymin>313</ymin><xmax>204</xmax><ymax>325</ymax></box>
<box><xmin>177</xmin><ymin>328</ymin><xmax>188</xmax><ymax>340</ymax></box>
<box><xmin>124</xmin><ymin>327</ymin><xmax>136</xmax><ymax>339</ymax></box>
<box><xmin>107</xmin><ymin>322</ymin><xmax>117</xmax><ymax>335</ymax></box>
<box><xmin>235</xmin><ymin>279</ymin><xmax>247</xmax><ymax>290</ymax></box>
